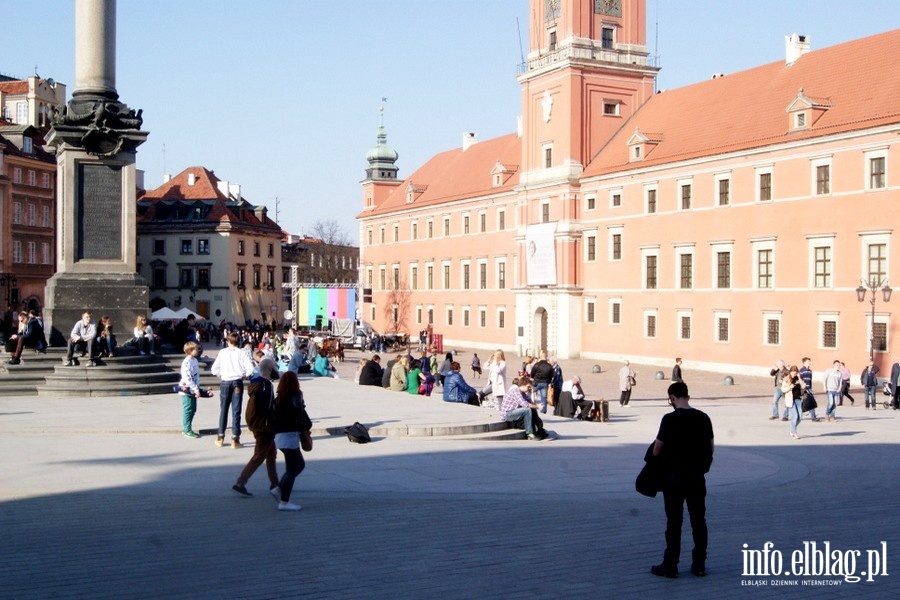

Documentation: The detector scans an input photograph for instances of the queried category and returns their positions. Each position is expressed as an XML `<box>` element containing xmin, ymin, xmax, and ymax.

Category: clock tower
<box><xmin>518</xmin><ymin>0</ymin><xmax>657</xmax><ymax>181</ymax></box>
<box><xmin>514</xmin><ymin>0</ymin><xmax>658</xmax><ymax>358</ymax></box>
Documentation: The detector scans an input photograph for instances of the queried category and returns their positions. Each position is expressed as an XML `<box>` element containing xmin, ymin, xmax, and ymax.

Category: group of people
<box><xmin>178</xmin><ymin>332</ymin><xmax>313</xmax><ymax>512</ymax></box>
<box><xmin>356</xmin><ymin>348</ymin><xmax>599</xmax><ymax>438</ymax></box>
<box><xmin>769</xmin><ymin>356</ymin><xmax>899</xmax><ymax>439</ymax></box>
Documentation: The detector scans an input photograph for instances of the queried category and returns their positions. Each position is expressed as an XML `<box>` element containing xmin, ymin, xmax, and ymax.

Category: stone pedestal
<box><xmin>44</xmin><ymin>273</ymin><xmax>148</xmax><ymax>346</ymax></box>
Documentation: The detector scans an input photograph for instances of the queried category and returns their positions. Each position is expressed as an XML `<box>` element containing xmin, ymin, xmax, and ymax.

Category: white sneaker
<box><xmin>269</xmin><ymin>486</ymin><xmax>281</xmax><ymax>501</ymax></box>
<box><xmin>278</xmin><ymin>501</ymin><xmax>302</xmax><ymax>511</ymax></box>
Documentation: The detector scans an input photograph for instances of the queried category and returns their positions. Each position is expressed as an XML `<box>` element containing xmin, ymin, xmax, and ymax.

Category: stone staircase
<box><xmin>0</xmin><ymin>349</ymin><xmax>218</xmax><ymax>397</ymax></box>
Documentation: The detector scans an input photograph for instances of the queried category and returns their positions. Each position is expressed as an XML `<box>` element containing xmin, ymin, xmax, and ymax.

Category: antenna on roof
<box><xmin>653</xmin><ymin>0</ymin><xmax>660</xmax><ymax>93</ymax></box>
<box><xmin>275</xmin><ymin>196</ymin><xmax>280</xmax><ymax>224</ymax></box>
<box><xmin>516</xmin><ymin>17</ymin><xmax>525</xmax><ymax>65</ymax></box>
<box><xmin>162</xmin><ymin>142</ymin><xmax>166</xmax><ymax>181</ymax></box>
<box><xmin>379</xmin><ymin>97</ymin><xmax>387</xmax><ymax>126</ymax></box>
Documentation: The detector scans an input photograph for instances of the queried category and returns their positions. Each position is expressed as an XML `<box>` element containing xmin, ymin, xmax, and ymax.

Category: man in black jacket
<box><xmin>650</xmin><ymin>381</ymin><xmax>714</xmax><ymax>579</ymax></box>
<box><xmin>232</xmin><ymin>358</ymin><xmax>280</xmax><ymax>498</ymax></box>
<box><xmin>359</xmin><ymin>355</ymin><xmax>384</xmax><ymax>387</ymax></box>
<box><xmin>530</xmin><ymin>353</ymin><xmax>554</xmax><ymax>414</ymax></box>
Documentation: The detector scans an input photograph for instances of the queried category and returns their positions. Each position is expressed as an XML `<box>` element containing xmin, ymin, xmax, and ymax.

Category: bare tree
<box><xmin>291</xmin><ymin>219</ymin><xmax>357</xmax><ymax>284</ymax></box>
<box><xmin>310</xmin><ymin>219</ymin><xmax>352</xmax><ymax>246</ymax></box>
<box><xmin>383</xmin><ymin>277</ymin><xmax>412</xmax><ymax>334</ymax></box>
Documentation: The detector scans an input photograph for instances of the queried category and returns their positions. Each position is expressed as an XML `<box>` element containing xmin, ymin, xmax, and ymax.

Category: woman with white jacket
<box><xmin>481</xmin><ymin>350</ymin><xmax>507</xmax><ymax>410</ymax></box>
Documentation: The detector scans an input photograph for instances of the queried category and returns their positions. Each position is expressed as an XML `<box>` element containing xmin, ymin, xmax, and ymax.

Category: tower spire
<box><xmin>364</xmin><ymin>97</ymin><xmax>399</xmax><ymax>182</ymax></box>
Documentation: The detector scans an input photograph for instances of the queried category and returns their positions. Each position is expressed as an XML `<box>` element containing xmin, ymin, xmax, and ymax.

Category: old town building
<box><xmin>0</xmin><ymin>123</ymin><xmax>56</xmax><ymax>320</ymax></box>
<box><xmin>136</xmin><ymin>166</ymin><xmax>283</xmax><ymax>326</ymax></box>
<box><xmin>358</xmin><ymin>0</ymin><xmax>900</xmax><ymax>376</ymax></box>
<box><xmin>0</xmin><ymin>74</ymin><xmax>64</xmax><ymax>325</ymax></box>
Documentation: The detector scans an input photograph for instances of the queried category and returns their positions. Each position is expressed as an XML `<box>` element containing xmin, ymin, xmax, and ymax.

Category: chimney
<box><xmin>785</xmin><ymin>33</ymin><xmax>810</xmax><ymax>65</ymax></box>
<box><xmin>187</xmin><ymin>172</ymin><xmax>196</xmax><ymax>186</ymax></box>
<box><xmin>163</xmin><ymin>173</ymin><xmax>172</xmax><ymax>183</ymax></box>
<box><xmin>462</xmin><ymin>132</ymin><xmax>478</xmax><ymax>151</ymax></box>
<box><xmin>135</xmin><ymin>168</ymin><xmax>145</xmax><ymax>190</ymax></box>
<box><xmin>228</xmin><ymin>182</ymin><xmax>241</xmax><ymax>200</ymax></box>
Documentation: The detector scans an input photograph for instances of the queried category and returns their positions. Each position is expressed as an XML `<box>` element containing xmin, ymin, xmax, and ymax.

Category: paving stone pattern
<box><xmin>1</xmin><ymin>349</ymin><xmax>898</xmax><ymax>599</ymax></box>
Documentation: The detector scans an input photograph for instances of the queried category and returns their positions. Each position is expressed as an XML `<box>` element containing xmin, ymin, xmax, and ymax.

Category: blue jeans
<box><xmin>504</xmin><ymin>407</ymin><xmax>534</xmax><ymax>434</ymax></box>
<box><xmin>534</xmin><ymin>382</ymin><xmax>549</xmax><ymax>414</ymax></box>
<box><xmin>789</xmin><ymin>401</ymin><xmax>801</xmax><ymax>435</ymax></box>
<box><xmin>825</xmin><ymin>391</ymin><xmax>839</xmax><ymax>418</ymax></box>
<box><xmin>864</xmin><ymin>386</ymin><xmax>877</xmax><ymax>408</ymax></box>
<box><xmin>771</xmin><ymin>387</ymin><xmax>788</xmax><ymax>418</ymax></box>
<box><xmin>218</xmin><ymin>379</ymin><xmax>244</xmax><ymax>438</ymax></box>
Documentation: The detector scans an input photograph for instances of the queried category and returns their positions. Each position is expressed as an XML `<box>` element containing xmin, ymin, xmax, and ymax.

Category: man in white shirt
<box><xmin>211</xmin><ymin>332</ymin><xmax>255</xmax><ymax>448</ymax></box>
<box><xmin>562</xmin><ymin>375</ymin><xmax>594</xmax><ymax>420</ymax></box>
<box><xmin>65</xmin><ymin>311</ymin><xmax>98</xmax><ymax>367</ymax></box>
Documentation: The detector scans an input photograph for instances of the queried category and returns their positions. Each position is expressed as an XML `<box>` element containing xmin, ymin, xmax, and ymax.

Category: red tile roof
<box><xmin>584</xmin><ymin>28</ymin><xmax>900</xmax><ymax>177</ymax></box>
<box><xmin>0</xmin><ymin>81</ymin><xmax>28</xmax><ymax>94</ymax></box>
<box><xmin>139</xmin><ymin>166</ymin><xmax>230</xmax><ymax>202</ymax></box>
<box><xmin>359</xmin><ymin>133</ymin><xmax>520</xmax><ymax>218</ymax></box>
<box><xmin>137</xmin><ymin>166</ymin><xmax>280</xmax><ymax>230</ymax></box>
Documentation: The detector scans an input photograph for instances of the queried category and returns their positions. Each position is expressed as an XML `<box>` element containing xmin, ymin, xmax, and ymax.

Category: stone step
<box><xmin>36</xmin><ymin>381</ymin><xmax>178</xmax><ymax>398</ymax></box>
<box><xmin>42</xmin><ymin>368</ymin><xmax>179</xmax><ymax>384</ymax></box>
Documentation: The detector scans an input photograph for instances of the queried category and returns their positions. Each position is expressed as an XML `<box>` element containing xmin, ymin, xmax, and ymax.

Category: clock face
<box><xmin>595</xmin><ymin>0</ymin><xmax>622</xmax><ymax>17</ymax></box>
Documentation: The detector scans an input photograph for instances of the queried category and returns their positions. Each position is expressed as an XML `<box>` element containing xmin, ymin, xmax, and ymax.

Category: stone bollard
<box><xmin>592</xmin><ymin>364</ymin><xmax>601</xmax><ymax>373</ymax></box>
<box><xmin>723</xmin><ymin>376</ymin><xmax>734</xmax><ymax>386</ymax></box>
<box><xmin>655</xmin><ymin>371</ymin><xmax>665</xmax><ymax>380</ymax></box>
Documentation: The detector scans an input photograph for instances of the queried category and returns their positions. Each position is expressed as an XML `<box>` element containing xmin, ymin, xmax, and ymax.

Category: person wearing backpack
<box><xmin>232</xmin><ymin>358</ymin><xmax>280</xmax><ymax>498</ymax></box>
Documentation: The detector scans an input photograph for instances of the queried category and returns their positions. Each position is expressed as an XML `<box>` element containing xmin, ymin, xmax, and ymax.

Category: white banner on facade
<box><xmin>526</xmin><ymin>222</ymin><xmax>557</xmax><ymax>286</ymax></box>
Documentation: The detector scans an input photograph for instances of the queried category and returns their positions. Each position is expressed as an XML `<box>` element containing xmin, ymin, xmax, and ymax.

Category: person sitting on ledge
<box><xmin>6</xmin><ymin>311</ymin><xmax>46</xmax><ymax>365</ymax></box>
<box><xmin>499</xmin><ymin>377</ymin><xmax>543</xmax><ymax>441</ymax></box>
<box><xmin>288</xmin><ymin>345</ymin><xmax>312</xmax><ymax>374</ymax></box>
<box><xmin>312</xmin><ymin>351</ymin><xmax>336</xmax><ymax>378</ymax></box>
<box><xmin>554</xmin><ymin>375</ymin><xmax>594</xmax><ymax>420</ymax></box>
<box><xmin>442</xmin><ymin>361</ymin><xmax>480</xmax><ymax>406</ymax></box>
<box><xmin>133</xmin><ymin>315</ymin><xmax>156</xmax><ymax>355</ymax></box>
<box><xmin>358</xmin><ymin>355</ymin><xmax>384</xmax><ymax>387</ymax></box>
<box><xmin>66</xmin><ymin>311</ymin><xmax>100</xmax><ymax>367</ymax></box>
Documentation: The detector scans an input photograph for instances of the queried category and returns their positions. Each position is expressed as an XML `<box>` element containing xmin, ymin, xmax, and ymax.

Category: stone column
<box><xmin>74</xmin><ymin>0</ymin><xmax>117</xmax><ymax>100</ymax></box>
<box><xmin>44</xmin><ymin>0</ymin><xmax>149</xmax><ymax>348</ymax></box>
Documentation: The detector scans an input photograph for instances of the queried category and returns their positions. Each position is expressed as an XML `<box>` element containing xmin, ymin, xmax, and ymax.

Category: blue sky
<box><xmin>3</xmin><ymin>1</ymin><xmax>898</xmax><ymax>239</ymax></box>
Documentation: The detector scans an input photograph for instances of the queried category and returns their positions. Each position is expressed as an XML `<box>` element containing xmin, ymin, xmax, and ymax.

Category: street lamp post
<box><xmin>856</xmin><ymin>277</ymin><xmax>892</xmax><ymax>361</ymax></box>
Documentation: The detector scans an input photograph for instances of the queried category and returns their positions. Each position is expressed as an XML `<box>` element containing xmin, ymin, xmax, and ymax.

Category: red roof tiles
<box><xmin>584</xmin><ymin>28</ymin><xmax>900</xmax><ymax>176</ymax></box>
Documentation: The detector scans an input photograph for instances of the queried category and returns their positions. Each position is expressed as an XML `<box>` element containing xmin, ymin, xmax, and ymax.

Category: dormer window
<box><xmin>22</xmin><ymin>137</ymin><xmax>33</xmax><ymax>154</ymax></box>
<box><xmin>491</xmin><ymin>160</ymin><xmax>517</xmax><ymax>188</ymax></box>
<box><xmin>786</xmin><ymin>88</ymin><xmax>830</xmax><ymax>132</ymax></box>
<box><xmin>405</xmin><ymin>181</ymin><xmax>427</xmax><ymax>203</ymax></box>
<box><xmin>603</xmin><ymin>101</ymin><xmax>621</xmax><ymax>116</ymax></box>
<box><xmin>627</xmin><ymin>128</ymin><xmax>661</xmax><ymax>163</ymax></box>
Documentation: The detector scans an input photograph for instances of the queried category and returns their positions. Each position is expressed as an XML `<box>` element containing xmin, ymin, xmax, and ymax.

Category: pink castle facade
<box><xmin>358</xmin><ymin>0</ymin><xmax>900</xmax><ymax>377</ymax></box>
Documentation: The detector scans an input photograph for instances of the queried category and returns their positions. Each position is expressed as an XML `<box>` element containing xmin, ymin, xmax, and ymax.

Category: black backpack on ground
<box><xmin>344</xmin><ymin>422</ymin><xmax>371</xmax><ymax>444</ymax></box>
